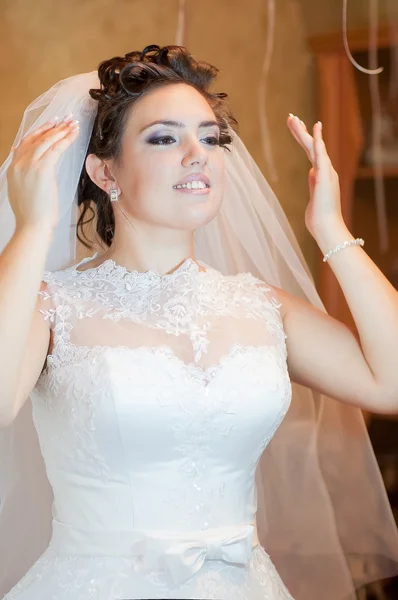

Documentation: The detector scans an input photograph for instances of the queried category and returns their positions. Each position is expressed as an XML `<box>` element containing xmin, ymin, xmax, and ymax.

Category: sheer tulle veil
<box><xmin>0</xmin><ymin>68</ymin><xmax>398</xmax><ymax>600</ymax></box>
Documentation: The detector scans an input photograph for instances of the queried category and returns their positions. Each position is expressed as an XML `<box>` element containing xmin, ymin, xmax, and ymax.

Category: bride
<box><xmin>1</xmin><ymin>45</ymin><xmax>398</xmax><ymax>600</ymax></box>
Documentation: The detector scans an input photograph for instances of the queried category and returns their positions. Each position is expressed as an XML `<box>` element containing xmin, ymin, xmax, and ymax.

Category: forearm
<box><xmin>315</xmin><ymin>219</ymin><xmax>398</xmax><ymax>398</ymax></box>
<box><xmin>0</xmin><ymin>225</ymin><xmax>52</xmax><ymax>410</ymax></box>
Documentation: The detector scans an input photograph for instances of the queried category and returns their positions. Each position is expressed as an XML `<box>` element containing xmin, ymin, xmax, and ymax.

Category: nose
<box><xmin>181</xmin><ymin>138</ymin><xmax>208</xmax><ymax>168</ymax></box>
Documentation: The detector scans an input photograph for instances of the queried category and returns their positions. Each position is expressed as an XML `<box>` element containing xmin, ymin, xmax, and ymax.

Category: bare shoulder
<box><xmin>267</xmin><ymin>284</ymin><xmax>318</xmax><ymax>322</ymax></box>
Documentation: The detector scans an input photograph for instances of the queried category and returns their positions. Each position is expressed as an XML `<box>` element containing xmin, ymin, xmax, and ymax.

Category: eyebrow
<box><xmin>139</xmin><ymin>119</ymin><xmax>220</xmax><ymax>133</ymax></box>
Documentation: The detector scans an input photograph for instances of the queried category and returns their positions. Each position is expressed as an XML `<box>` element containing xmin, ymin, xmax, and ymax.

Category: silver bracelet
<box><xmin>323</xmin><ymin>238</ymin><xmax>364</xmax><ymax>262</ymax></box>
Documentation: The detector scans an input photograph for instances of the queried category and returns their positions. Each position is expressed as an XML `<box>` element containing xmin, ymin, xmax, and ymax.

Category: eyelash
<box><xmin>147</xmin><ymin>135</ymin><xmax>220</xmax><ymax>146</ymax></box>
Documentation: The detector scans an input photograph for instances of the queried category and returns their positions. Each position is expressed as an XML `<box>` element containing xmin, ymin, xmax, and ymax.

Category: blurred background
<box><xmin>2</xmin><ymin>1</ymin><xmax>398</xmax><ymax>597</ymax></box>
<box><xmin>1</xmin><ymin>1</ymin><xmax>398</xmax><ymax>289</ymax></box>
<box><xmin>1</xmin><ymin>0</ymin><xmax>396</xmax><ymax>269</ymax></box>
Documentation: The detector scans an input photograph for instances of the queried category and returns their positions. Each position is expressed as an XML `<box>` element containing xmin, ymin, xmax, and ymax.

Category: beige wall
<box><xmin>2</xmin><ymin>0</ymin><xmax>391</xmax><ymax>271</ymax></box>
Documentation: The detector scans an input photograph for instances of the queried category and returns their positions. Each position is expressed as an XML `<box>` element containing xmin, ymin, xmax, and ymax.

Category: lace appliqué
<box><xmin>38</xmin><ymin>258</ymin><xmax>287</xmax><ymax>366</ymax></box>
<box><xmin>32</xmin><ymin>362</ymin><xmax>110</xmax><ymax>478</ymax></box>
<box><xmin>4</xmin><ymin>546</ymin><xmax>294</xmax><ymax>600</ymax></box>
<box><xmin>20</xmin><ymin>258</ymin><xmax>295</xmax><ymax>600</ymax></box>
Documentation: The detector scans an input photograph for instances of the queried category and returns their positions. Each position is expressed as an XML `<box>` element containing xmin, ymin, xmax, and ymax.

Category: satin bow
<box><xmin>130</xmin><ymin>524</ymin><xmax>255</xmax><ymax>586</ymax></box>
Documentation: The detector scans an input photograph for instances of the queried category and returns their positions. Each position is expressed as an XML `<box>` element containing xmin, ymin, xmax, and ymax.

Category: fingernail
<box><xmin>49</xmin><ymin>116</ymin><xmax>59</xmax><ymax>124</ymax></box>
<box><xmin>62</xmin><ymin>113</ymin><xmax>74</xmax><ymax>123</ymax></box>
<box><xmin>318</xmin><ymin>121</ymin><xmax>323</xmax><ymax>128</ymax></box>
<box><xmin>289</xmin><ymin>113</ymin><xmax>294</xmax><ymax>117</ymax></box>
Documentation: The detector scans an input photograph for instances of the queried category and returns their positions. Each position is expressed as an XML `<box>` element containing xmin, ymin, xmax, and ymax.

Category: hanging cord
<box><xmin>258</xmin><ymin>0</ymin><xmax>278</xmax><ymax>181</ymax></box>
<box><xmin>368</xmin><ymin>0</ymin><xmax>389</xmax><ymax>251</ymax></box>
<box><xmin>175</xmin><ymin>0</ymin><xmax>187</xmax><ymax>47</ymax></box>
<box><xmin>343</xmin><ymin>0</ymin><xmax>383</xmax><ymax>74</ymax></box>
<box><xmin>343</xmin><ymin>0</ymin><xmax>388</xmax><ymax>252</ymax></box>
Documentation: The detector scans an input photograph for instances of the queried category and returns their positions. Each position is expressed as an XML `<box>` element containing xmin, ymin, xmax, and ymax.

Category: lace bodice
<box><xmin>7</xmin><ymin>256</ymin><xmax>293</xmax><ymax>599</ymax></box>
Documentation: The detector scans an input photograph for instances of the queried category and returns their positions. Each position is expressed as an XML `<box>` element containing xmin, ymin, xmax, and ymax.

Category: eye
<box><xmin>147</xmin><ymin>135</ymin><xmax>176</xmax><ymax>146</ymax></box>
<box><xmin>202</xmin><ymin>136</ymin><xmax>220</xmax><ymax>146</ymax></box>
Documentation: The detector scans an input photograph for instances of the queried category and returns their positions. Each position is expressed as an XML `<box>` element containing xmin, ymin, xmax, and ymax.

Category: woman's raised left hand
<box><xmin>287</xmin><ymin>114</ymin><xmax>344</xmax><ymax>238</ymax></box>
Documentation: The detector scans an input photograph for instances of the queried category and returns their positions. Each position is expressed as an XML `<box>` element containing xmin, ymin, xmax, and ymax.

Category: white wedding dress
<box><xmin>3</xmin><ymin>255</ymin><xmax>294</xmax><ymax>600</ymax></box>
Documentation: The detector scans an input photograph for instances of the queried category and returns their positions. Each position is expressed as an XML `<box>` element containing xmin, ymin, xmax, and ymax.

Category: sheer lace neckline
<box><xmin>74</xmin><ymin>253</ymin><xmax>206</xmax><ymax>280</ymax></box>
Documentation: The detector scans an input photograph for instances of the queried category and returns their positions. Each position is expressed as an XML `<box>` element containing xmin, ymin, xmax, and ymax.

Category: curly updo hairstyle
<box><xmin>77</xmin><ymin>45</ymin><xmax>237</xmax><ymax>249</ymax></box>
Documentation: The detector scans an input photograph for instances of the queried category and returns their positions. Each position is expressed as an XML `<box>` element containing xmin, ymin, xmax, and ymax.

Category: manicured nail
<box><xmin>62</xmin><ymin>113</ymin><xmax>74</xmax><ymax>123</ymax></box>
<box><xmin>318</xmin><ymin>121</ymin><xmax>323</xmax><ymax>128</ymax></box>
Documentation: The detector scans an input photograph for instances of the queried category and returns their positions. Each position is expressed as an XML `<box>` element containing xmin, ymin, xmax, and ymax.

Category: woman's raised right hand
<box><xmin>7</xmin><ymin>116</ymin><xmax>80</xmax><ymax>231</ymax></box>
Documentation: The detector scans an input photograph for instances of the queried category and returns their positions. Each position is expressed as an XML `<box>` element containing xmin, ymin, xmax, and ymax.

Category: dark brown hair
<box><xmin>77</xmin><ymin>44</ymin><xmax>237</xmax><ymax>249</ymax></box>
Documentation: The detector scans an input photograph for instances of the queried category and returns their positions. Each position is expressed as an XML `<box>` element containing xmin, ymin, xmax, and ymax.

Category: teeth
<box><xmin>174</xmin><ymin>181</ymin><xmax>208</xmax><ymax>190</ymax></box>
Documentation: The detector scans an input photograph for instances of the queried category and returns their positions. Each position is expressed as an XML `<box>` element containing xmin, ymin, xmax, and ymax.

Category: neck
<box><xmin>100</xmin><ymin>216</ymin><xmax>196</xmax><ymax>276</ymax></box>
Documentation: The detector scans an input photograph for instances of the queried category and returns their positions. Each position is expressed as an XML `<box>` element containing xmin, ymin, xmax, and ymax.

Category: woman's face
<box><xmin>108</xmin><ymin>83</ymin><xmax>225</xmax><ymax>232</ymax></box>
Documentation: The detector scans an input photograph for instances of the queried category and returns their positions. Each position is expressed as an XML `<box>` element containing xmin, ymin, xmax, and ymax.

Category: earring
<box><xmin>109</xmin><ymin>188</ymin><xmax>119</xmax><ymax>203</ymax></box>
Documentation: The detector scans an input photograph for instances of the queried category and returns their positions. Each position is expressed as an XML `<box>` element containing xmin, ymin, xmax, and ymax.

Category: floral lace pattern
<box><xmin>4</xmin><ymin>545</ymin><xmax>294</xmax><ymax>600</ymax></box>
<box><xmin>4</xmin><ymin>256</ymin><xmax>293</xmax><ymax>600</ymax></box>
<box><xmin>38</xmin><ymin>256</ymin><xmax>286</xmax><ymax>365</ymax></box>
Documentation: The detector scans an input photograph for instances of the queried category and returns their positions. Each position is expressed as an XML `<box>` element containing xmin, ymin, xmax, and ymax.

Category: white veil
<box><xmin>1</xmin><ymin>70</ymin><xmax>398</xmax><ymax>600</ymax></box>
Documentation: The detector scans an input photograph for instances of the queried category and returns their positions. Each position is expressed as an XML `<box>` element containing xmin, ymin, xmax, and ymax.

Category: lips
<box><xmin>173</xmin><ymin>173</ymin><xmax>210</xmax><ymax>190</ymax></box>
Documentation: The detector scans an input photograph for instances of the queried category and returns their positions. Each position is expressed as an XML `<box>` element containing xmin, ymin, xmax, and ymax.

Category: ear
<box><xmin>85</xmin><ymin>154</ymin><xmax>121</xmax><ymax>195</ymax></box>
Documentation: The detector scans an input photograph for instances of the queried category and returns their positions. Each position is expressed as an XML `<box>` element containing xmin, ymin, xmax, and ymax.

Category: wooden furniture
<box><xmin>309</xmin><ymin>26</ymin><xmax>398</xmax><ymax>326</ymax></box>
